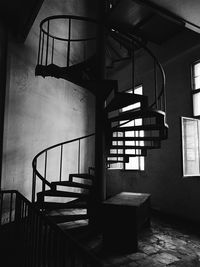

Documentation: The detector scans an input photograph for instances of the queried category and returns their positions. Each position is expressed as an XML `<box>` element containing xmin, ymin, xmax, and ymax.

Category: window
<box><xmin>191</xmin><ymin>60</ymin><xmax>200</xmax><ymax>116</ymax></box>
<box><xmin>181</xmin><ymin>61</ymin><xmax>200</xmax><ymax>177</ymax></box>
<box><xmin>181</xmin><ymin>117</ymin><xmax>200</xmax><ymax>177</ymax></box>
<box><xmin>121</xmin><ymin>85</ymin><xmax>145</xmax><ymax>170</ymax></box>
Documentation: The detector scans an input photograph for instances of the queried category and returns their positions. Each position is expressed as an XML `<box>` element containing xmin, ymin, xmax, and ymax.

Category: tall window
<box><xmin>121</xmin><ymin>85</ymin><xmax>145</xmax><ymax>170</ymax></box>
<box><xmin>181</xmin><ymin>117</ymin><xmax>200</xmax><ymax>177</ymax></box>
<box><xmin>191</xmin><ymin>60</ymin><xmax>200</xmax><ymax>117</ymax></box>
<box><xmin>181</xmin><ymin>60</ymin><xmax>200</xmax><ymax>177</ymax></box>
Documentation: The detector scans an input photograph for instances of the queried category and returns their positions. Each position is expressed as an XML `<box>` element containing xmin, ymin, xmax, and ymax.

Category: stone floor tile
<box><xmin>152</xmin><ymin>252</ymin><xmax>179</xmax><ymax>265</ymax></box>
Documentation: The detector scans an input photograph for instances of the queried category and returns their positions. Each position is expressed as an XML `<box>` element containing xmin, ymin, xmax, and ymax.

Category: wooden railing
<box><xmin>0</xmin><ymin>190</ymin><xmax>102</xmax><ymax>267</ymax></box>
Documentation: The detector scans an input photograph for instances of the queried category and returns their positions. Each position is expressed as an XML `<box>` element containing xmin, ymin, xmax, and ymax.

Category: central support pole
<box><xmin>89</xmin><ymin>0</ymin><xmax>107</xmax><ymax>228</ymax></box>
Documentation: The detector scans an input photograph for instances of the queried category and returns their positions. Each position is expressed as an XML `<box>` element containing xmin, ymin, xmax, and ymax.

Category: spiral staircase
<box><xmin>31</xmin><ymin>0</ymin><xmax>179</xmax><ymax>231</ymax></box>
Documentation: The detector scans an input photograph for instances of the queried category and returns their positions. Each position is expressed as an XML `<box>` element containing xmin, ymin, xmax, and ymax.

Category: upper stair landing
<box><xmin>106</xmin><ymin>0</ymin><xmax>185</xmax><ymax>44</ymax></box>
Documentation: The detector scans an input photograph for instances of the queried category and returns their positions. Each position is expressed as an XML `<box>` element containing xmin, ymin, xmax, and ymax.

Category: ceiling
<box><xmin>0</xmin><ymin>0</ymin><xmax>200</xmax><ymax>41</ymax></box>
<box><xmin>140</xmin><ymin>0</ymin><xmax>200</xmax><ymax>33</ymax></box>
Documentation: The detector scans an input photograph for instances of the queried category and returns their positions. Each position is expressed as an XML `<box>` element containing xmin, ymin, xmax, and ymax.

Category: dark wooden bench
<box><xmin>102</xmin><ymin>192</ymin><xmax>151</xmax><ymax>252</ymax></box>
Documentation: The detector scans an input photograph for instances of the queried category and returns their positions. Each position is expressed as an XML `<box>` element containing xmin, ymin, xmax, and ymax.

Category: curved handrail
<box><xmin>32</xmin><ymin>133</ymin><xmax>95</xmax><ymax>202</ymax></box>
<box><xmin>40</xmin><ymin>15</ymin><xmax>97</xmax><ymax>42</ymax></box>
<box><xmin>109</xmin><ymin>28</ymin><xmax>166</xmax><ymax>112</ymax></box>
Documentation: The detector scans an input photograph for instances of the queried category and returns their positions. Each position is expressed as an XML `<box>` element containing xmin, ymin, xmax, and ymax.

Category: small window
<box><xmin>181</xmin><ymin>117</ymin><xmax>200</xmax><ymax>177</ymax></box>
<box><xmin>191</xmin><ymin>61</ymin><xmax>200</xmax><ymax>116</ymax></box>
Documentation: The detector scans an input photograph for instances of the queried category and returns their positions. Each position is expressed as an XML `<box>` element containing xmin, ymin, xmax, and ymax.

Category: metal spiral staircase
<box><xmin>32</xmin><ymin>0</ymin><xmax>176</xmax><ymax>230</ymax></box>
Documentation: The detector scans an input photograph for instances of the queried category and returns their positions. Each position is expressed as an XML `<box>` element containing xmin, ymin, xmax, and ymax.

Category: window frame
<box><xmin>191</xmin><ymin>60</ymin><xmax>200</xmax><ymax>118</ymax></box>
<box><xmin>181</xmin><ymin>116</ymin><xmax>200</xmax><ymax>178</ymax></box>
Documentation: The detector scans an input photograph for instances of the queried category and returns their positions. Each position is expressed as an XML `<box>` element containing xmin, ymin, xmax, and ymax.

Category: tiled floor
<box><xmin>65</xmin><ymin>215</ymin><xmax>200</xmax><ymax>266</ymax></box>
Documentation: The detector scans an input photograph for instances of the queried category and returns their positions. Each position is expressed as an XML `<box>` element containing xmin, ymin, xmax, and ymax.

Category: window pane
<box><xmin>125</xmin><ymin>157</ymin><xmax>139</xmax><ymax>170</ymax></box>
<box><xmin>193</xmin><ymin>92</ymin><xmax>200</xmax><ymax>116</ymax></box>
<box><xmin>194</xmin><ymin>76</ymin><xmax>200</xmax><ymax>90</ymax></box>
<box><xmin>182</xmin><ymin>117</ymin><xmax>200</xmax><ymax>176</ymax></box>
<box><xmin>194</xmin><ymin>62</ymin><xmax>200</xmax><ymax>77</ymax></box>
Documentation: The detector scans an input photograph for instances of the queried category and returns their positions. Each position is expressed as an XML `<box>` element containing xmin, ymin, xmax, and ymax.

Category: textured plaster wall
<box><xmin>2</xmin><ymin>0</ymin><xmax>96</xmax><ymax>200</ymax></box>
<box><xmin>107</xmin><ymin>30</ymin><xmax>200</xmax><ymax>222</ymax></box>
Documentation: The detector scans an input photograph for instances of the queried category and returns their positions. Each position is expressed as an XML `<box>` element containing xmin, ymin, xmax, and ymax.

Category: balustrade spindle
<box><xmin>154</xmin><ymin>59</ymin><xmax>158</xmax><ymax>109</ymax></box>
<box><xmin>59</xmin><ymin>145</ymin><xmax>63</xmax><ymax>182</ymax></box>
<box><xmin>78</xmin><ymin>139</ymin><xmax>81</xmax><ymax>174</ymax></box>
<box><xmin>45</xmin><ymin>20</ymin><xmax>50</xmax><ymax>66</ymax></box>
<box><xmin>67</xmin><ymin>18</ymin><xmax>71</xmax><ymax>67</ymax></box>
<box><xmin>32</xmin><ymin>160</ymin><xmax>37</xmax><ymax>203</ymax></box>
<box><xmin>51</xmin><ymin>37</ymin><xmax>55</xmax><ymax>64</ymax></box>
<box><xmin>37</xmin><ymin>29</ymin><xmax>42</xmax><ymax>65</ymax></box>
<box><xmin>43</xmin><ymin>151</ymin><xmax>48</xmax><ymax>193</ymax></box>
<box><xmin>41</xmin><ymin>32</ymin><xmax>45</xmax><ymax>65</ymax></box>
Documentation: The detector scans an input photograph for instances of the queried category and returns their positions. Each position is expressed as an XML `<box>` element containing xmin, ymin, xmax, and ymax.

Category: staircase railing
<box><xmin>0</xmin><ymin>190</ymin><xmax>102</xmax><ymax>267</ymax></box>
<box><xmin>109</xmin><ymin>29</ymin><xmax>166</xmax><ymax>113</ymax></box>
<box><xmin>36</xmin><ymin>15</ymin><xmax>97</xmax><ymax>69</ymax></box>
<box><xmin>32</xmin><ymin>133</ymin><xmax>95</xmax><ymax>203</ymax></box>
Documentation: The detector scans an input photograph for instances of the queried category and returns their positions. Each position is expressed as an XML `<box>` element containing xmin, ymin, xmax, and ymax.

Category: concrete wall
<box><xmin>1</xmin><ymin>0</ymin><xmax>96</xmax><ymax>200</ymax></box>
<box><xmin>107</xmin><ymin>29</ymin><xmax>200</xmax><ymax>222</ymax></box>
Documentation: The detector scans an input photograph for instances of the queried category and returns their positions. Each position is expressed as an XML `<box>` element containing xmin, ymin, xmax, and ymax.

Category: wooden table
<box><xmin>102</xmin><ymin>192</ymin><xmax>151</xmax><ymax>252</ymax></box>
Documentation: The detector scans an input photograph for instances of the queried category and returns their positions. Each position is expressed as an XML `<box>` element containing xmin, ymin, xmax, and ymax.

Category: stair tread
<box><xmin>36</xmin><ymin>200</ymin><xmax>87</xmax><ymax>210</ymax></box>
<box><xmin>36</xmin><ymin>64</ymin><xmax>117</xmax><ymax>99</ymax></box>
<box><xmin>112</xmin><ymin>136</ymin><xmax>162</xmax><ymax>141</ymax></box>
<box><xmin>109</xmin><ymin>109</ymin><xmax>166</xmax><ymax>122</ymax></box>
<box><xmin>52</xmin><ymin>181</ymin><xmax>92</xmax><ymax>189</ymax></box>
<box><xmin>112</xmin><ymin>124</ymin><xmax>168</xmax><ymax>132</ymax></box>
<box><xmin>48</xmin><ymin>214</ymin><xmax>88</xmax><ymax>223</ymax></box>
<box><xmin>110</xmin><ymin>143</ymin><xmax>161</xmax><ymax>149</ymax></box>
<box><xmin>108</xmin><ymin>152</ymin><xmax>147</xmax><ymax>157</ymax></box>
<box><xmin>37</xmin><ymin>190</ymin><xmax>89</xmax><ymax>198</ymax></box>
<box><xmin>105</xmin><ymin>93</ymin><xmax>148</xmax><ymax>112</ymax></box>
<box><xmin>69</xmin><ymin>173</ymin><xmax>94</xmax><ymax>180</ymax></box>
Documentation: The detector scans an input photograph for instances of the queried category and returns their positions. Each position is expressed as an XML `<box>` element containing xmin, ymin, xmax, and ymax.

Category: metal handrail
<box><xmin>109</xmin><ymin>29</ymin><xmax>166</xmax><ymax>112</ymax></box>
<box><xmin>32</xmin><ymin>133</ymin><xmax>95</xmax><ymax>202</ymax></box>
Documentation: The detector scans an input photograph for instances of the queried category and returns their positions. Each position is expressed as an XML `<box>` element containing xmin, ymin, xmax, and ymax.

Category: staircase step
<box><xmin>110</xmin><ymin>142</ymin><xmax>161</xmax><ymax>150</ymax></box>
<box><xmin>35</xmin><ymin>64</ymin><xmax>117</xmax><ymax>99</ymax></box>
<box><xmin>107</xmin><ymin>159</ymin><xmax>129</xmax><ymax>164</ymax></box>
<box><xmin>36</xmin><ymin>200</ymin><xmax>88</xmax><ymax>210</ymax></box>
<box><xmin>69</xmin><ymin>173</ymin><xmax>94</xmax><ymax>182</ymax></box>
<box><xmin>109</xmin><ymin>109</ymin><xmax>166</xmax><ymax>123</ymax></box>
<box><xmin>108</xmin><ymin>151</ymin><xmax>147</xmax><ymax>157</ymax></box>
<box><xmin>48</xmin><ymin>214</ymin><xmax>88</xmax><ymax>224</ymax></box>
<box><xmin>105</xmin><ymin>93</ymin><xmax>148</xmax><ymax>112</ymax></box>
<box><xmin>111</xmin><ymin>136</ymin><xmax>162</xmax><ymax>141</ymax></box>
<box><xmin>51</xmin><ymin>181</ymin><xmax>92</xmax><ymax>190</ymax></box>
<box><xmin>37</xmin><ymin>190</ymin><xmax>89</xmax><ymax>200</ymax></box>
<box><xmin>112</xmin><ymin>124</ymin><xmax>168</xmax><ymax>132</ymax></box>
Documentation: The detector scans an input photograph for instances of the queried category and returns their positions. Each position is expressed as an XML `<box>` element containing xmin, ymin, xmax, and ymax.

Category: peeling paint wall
<box><xmin>2</xmin><ymin>0</ymin><xmax>96</xmax><ymax>200</ymax></box>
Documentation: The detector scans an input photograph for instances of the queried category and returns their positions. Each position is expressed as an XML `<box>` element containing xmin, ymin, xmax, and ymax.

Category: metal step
<box><xmin>112</xmin><ymin>124</ymin><xmax>168</xmax><ymax>132</ymax></box>
<box><xmin>37</xmin><ymin>190</ymin><xmax>89</xmax><ymax>201</ymax></box>
<box><xmin>109</xmin><ymin>109</ymin><xmax>166</xmax><ymax>123</ymax></box>
<box><xmin>51</xmin><ymin>181</ymin><xmax>92</xmax><ymax>190</ymax></box>
<box><xmin>69</xmin><ymin>173</ymin><xmax>94</xmax><ymax>182</ymax></box>
<box><xmin>111</xmin><ymin>136</ymin><xmax>161</xmax><ymax>142</ymax></box>
<box><xmin>105</xmin><ymin>93</ymin><xmax>148</xmax><ymax>112</ymax></box>
<box><xmin>47</xmin><ymin>214</ymin><xmax>88</xmax><ymax>224</ymax></box>
<box><xmin>36</xmin><ymin>200</ymin><xmax>88</xmax><ymax>211</ymax></box>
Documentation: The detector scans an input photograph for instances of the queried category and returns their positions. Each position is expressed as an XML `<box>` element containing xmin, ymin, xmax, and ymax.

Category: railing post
<box><xmin>45</xmin><ymin>20</ymin><xmax>50</xmax><ymax>66</ymax></box>
<box><xmin>67</xmin><ymin>18</ymin><xmax>71</xmax><ymax>67</ymax></box>
<box><xmin>78</xmin><ymin>140</ymin><xmax>80</xmax><ymax>174</ymax></box>
<box><xmin>59</xmin><ymin>145</ymin><xmax>63</xmax><ymax>182</ymax></box>
<box><xmin>154</xmin><ymin>59</ymin><xmax>158</xmax><ymax>109</ymax></box>
<box><xmin>43</xmin><ymin>151</ymin><xmax>48</xmax><ymax>193</ymax></box>
<box><xmin>51</xmin><ymin>37</ymin><xmax>55</xmax><ymax>64</ymax></box>
<box><xmin>32</xmin><ymin>159</ymin><xmax>37</xmax><ymax>203</ymax></box>
<box><xmin>41</xmin><ymin>32</ymin><xmax>45</xmax><ymax>65</ymax></box>
<box><xmin>37</xmin><ymin>29</ymin><xmax>42</xmax><ymax>65</ymax></box>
